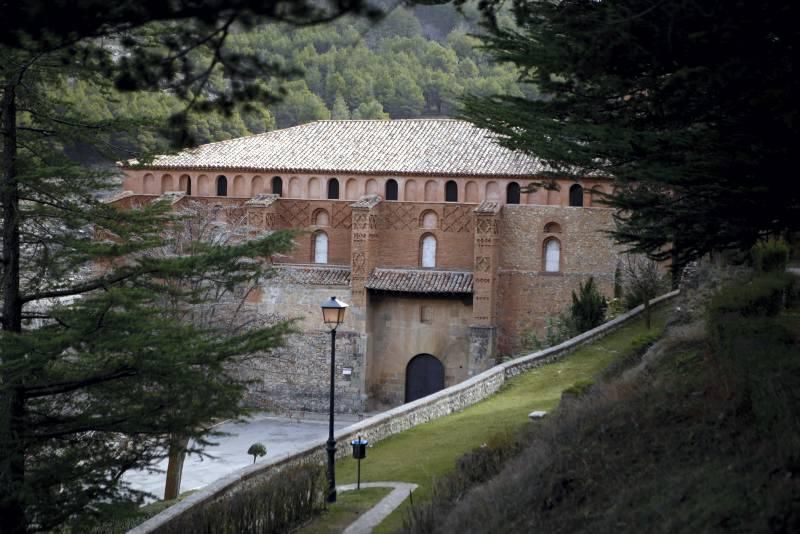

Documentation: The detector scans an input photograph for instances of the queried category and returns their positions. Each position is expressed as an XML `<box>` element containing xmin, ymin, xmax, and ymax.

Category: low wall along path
<box><xmin>129</xmin><ymin>290</ymin><xmax>679</xmax><ymax>533</ymax></box>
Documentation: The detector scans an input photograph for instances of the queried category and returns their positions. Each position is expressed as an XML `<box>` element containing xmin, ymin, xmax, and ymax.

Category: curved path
<box><xmin>338</xmin><ymin>482</ymin><xmax>418</xmax><ymax>534</ymax></box>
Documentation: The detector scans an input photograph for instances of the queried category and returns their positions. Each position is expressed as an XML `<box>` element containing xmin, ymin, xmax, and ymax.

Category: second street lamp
<box><xmin>320</xmin><ymin>296</ymin><xmax>348</xmax><ymax>503</ymax></box>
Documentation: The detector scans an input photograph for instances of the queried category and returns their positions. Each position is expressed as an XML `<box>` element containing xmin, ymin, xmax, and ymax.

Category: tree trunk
<box><xmin>1</xmin><ymin>79</ymin><xmax>28</xmax><ymax>533</ymax></box>
<box><xmin>163</xmin><ymin>435</ymin><xmax>189</xmax><ymax>501</ymax></box>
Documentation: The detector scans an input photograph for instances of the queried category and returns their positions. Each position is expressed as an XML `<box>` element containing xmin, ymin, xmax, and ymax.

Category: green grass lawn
<box><xmin>299</xmin><ymin>487</ymin><xmax>392</xmax><ymax>534</ymax></box>
<box><xmin>334</xmin><ymin>307</ymin><xmax>668</xmax><ymax>533</ymax></box>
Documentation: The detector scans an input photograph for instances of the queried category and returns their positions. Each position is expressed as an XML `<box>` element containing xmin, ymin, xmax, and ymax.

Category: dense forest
<box><xmin>56</xmin><ymin>3</ymin><xmax>528</xmax><ymax>158</ymax></box>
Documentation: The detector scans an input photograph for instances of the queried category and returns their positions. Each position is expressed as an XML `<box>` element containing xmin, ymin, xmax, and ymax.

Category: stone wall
<box><xmin>238</xmin><ymin>277</ymin><xmax>366</xmax><ymax>413</ymax></box>
<box><xmin>130</xmin><ymin>290</ymin><xmax>678</xmax><ymax>534</ymax></box>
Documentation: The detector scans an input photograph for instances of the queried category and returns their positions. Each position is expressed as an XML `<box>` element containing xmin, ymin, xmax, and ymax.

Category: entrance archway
<box><xmin>405</xmin><ymin>354</ymin><xmax>444</xmax><ymax>403</ymax></box>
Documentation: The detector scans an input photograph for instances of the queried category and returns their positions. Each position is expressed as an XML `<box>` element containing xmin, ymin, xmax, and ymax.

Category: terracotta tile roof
<box><xmin>245</xmin><ymin>193</ymin><xmax>280</xmax><ymax>207</ymax></box>
<box><xmin>474</xmin><ymin>200</ymin><xmax>501</xmax><ymax>214</ymax></box>
<box><xmin>366</xmin><ymin>268</ymin><xmax>473</xmax><ymax>294</ymax></box>
<box><xmin>350</xmin><ymin>194</ymin><xmax>382</xmax><ymax>209</ymax></box>
<box><xmin>126</xmin><ymin>119</ymin><xmax>546</xmax><ymax>177</ymax></box>
<box><xmin>272</xmin><ymin>264</ymin><xmax>351</xmax><ymax>286</ymax></box>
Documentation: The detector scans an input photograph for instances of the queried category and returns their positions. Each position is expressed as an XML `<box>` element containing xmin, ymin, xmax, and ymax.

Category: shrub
<box><xmin>247</xmin><ymin>442</ymin><xmax>267</xmax><ymax>464</ymax></box>
<box><xmin>403</xmin><ymin>430</ymin><xmax>530</xmax><ymax>534</ymax></box>
<box><xmin>751</xmin><ymin>238</ymin><xmax>790</xmax><ymax>273</ymax></box>
<box><xmin>155</xmin><ymin>462</ymin><xmax>325</xmax><ymax>534</ymax></box>
<box><xmin>520</xmin><ymin>312</ymin><xmax>576</xmax><ymax>351</ymax></box>
<box><xmin>570</xmin><ymin>277</ymin><xmax>608</xmax><ymax>333</ymax></box>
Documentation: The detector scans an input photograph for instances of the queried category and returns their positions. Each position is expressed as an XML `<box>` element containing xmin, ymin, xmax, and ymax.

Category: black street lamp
<box><xmin>320</xmin><ymin>296</ymin><xmax>348</xmax><ymax>503</ymax></box>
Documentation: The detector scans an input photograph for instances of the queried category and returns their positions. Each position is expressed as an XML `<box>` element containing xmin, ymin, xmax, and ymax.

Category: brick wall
<box><xmin>496</xmin><ymin>205</ymin><xmax>622</xmax><ymax>354</ymax></box>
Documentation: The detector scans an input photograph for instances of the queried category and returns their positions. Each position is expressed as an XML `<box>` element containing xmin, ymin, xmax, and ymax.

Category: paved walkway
<box><xmin>338</xmin><ymin>482</ymin><xmax>418</xmax><ymax>534</ymax></box>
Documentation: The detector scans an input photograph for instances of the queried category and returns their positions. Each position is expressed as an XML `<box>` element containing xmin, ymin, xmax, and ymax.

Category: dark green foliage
<box><xmin>751</xmin><ymin>239</ymin><xmax>790</xmax><ymax>273</ymax></box>
<box><xmin>248</xmin><ymin>442</ymin><xmax>267</xmax><ymax>464</ymax></box>
<box><xmin>569</xmin><ymin>277</ymin><xmax>607</xmax><ymax>333</ymax></box>
<box><xmin>463</xmin><ymin>0</ymin><xmax>799</xmax><ymax>265</ymax></box>
<box><xmin>156</xmin><ymin>463</ymin><xmax>325</xmax><ymax>534</ymax></box>
<box><xmin>519</xmin><ymin>312</ymin><xmax>576</xmax><ymax>352</ymax></box>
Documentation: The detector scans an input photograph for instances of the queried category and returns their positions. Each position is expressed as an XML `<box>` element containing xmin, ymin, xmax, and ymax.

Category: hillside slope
<box><xmin>413</xmin><ymin>265</ymin><xmax>800</xmax><ymax>533</ymax></box>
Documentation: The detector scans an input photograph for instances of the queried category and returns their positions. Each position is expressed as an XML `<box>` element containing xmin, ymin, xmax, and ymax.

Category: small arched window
<box><xmin>507</xmin><ymin>182</ymin><xmax>521</xmax><ymax>204</ymax></box>
<box><xmin>216</xmin><ymin>175</ymin><xmax>228</xmax><ymax>197</ymax></box>
<box><xmin>569</xmin><ymin>184</ymin><xmax>584</xmax><ymax>207</ymax></box>
<box><xmin>312</xmin><ymin>208</ymin><xmax>330</xmax><ymax>226</ymax></box>
<box><xmin>313</xmin><ymin>232</ymin><xmax>329</xmax><ymax>264</ymax></box>
<box><xmin>544</xmin><ymin>238</ymin><xmax>561</xmax><ymax>272</ymax></box>
<box><xmin>179</xmin><ymin>175</ymin><xmax>191</xmax><ymax>196</ymax></box>
<box><xmin>327</xmin><ymin>178</ymin><xmax>340</xmax><ymax>199</ymax></box>
<box><xmin>445</xmin><ymin>180</ymin><xmax>458</xmax><ymax>202</ymax></box>
<box><xmin>386</xmin><ymin>179</ymin><xmax>399</xmax><ymax>201</ymax></box>
<box><xmin>544</xmin><ymin>222</ymin><xmax>562</xmax><ymax>234</ymax></box>
<box><xmin>420</xmin><ymin>210</ymin><xmax>438</xmax><ymax>229</ymax></box>
<box><xmin>421</xmin><ymin>234</ymin><xmax>437</xmax><ymax>268</ymax></box>
<box><xmin>271</xmin><ymin>176</ymin><xmax>283</xmax><ymax>196</ymax></box>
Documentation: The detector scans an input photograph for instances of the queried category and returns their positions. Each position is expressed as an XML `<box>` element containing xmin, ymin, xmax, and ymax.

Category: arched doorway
<box><xmin>405</xmin><ymin>354</ymin><xmax>444</xmax><ymax>403</ymax></box>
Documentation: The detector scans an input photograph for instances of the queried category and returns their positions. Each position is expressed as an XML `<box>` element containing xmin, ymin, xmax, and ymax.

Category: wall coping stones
<box><xmin>128</xmin><ymin>289</ymin><xmax>679</xmax><ymax>534</ymax></box>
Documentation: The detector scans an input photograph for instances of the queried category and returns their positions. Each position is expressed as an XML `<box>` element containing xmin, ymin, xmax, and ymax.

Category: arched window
<box><xmin>569</xmin><ymin>184</ymin><xmax>584</xmax><ymax>207</ymax></box>
<box><xmin>506</xmin><ymin>182</ymin><xmax>521</xmax><ymax>204</ymax></box>
<box><xmin>216</xmin><ymin>175</ymin><xmax>228</xmax><ymax>197</ymax></box>
<box><xmin>445</xmin><ymin>180</ymin><xmax>458</xmax><ymax>202</ymax></box>
<box><xmin>327</xmin><ymin>178</ymin><xmax>340</xmax><ymax>199</ymax></box>
<box><xmin>251</xmin><ymin>176</ymin><xmax>264</xmax><ymax>196</ymax></box>
<box><xmin>345</xmin><ymin>178</ymin><xmax>359</xmax><ymax>200</ymax></box>
<box><xmin>420</xmin><ymin>210</ymin><xmax>438</xmax><ymax>229</ymax></box>
<box><xmin>544</xmin><ymin>222</ymin><xmax>562</xmax><ymax>234</ymax></box>
<box><xmin>271</xmin><ymin>176</ymin><xmax>283</xmax><ymax>196</ymax></box>
<box><xmin>465</xmin><ymin>181</ymin><xmax>479</xmax><ymax>202</ymax></box>
<box><xmin>161</xmin><ymin>174</ymin><xmax>173</xmax><ymax>193</ymax></box>
<box><xmin>179</xmin><ymin>174</ymin><xmax>191</xmax><ymax>196</ymax></box>
<box><xmin>386</xmin><ymin>179</ymin><xmax>399</xmax><ymax>201</ymax></box>
<box><xmin>313</xmin><ymin>232</ymin><xmax>329</xmax><ymax>264</ymax></box>
<box><xmin>312</xmin><ymin>208</ymin><xmax>330</xmax><ymax>226</ymax></box>
<box><xmin>544</xmin><ymin>238</ymin><xmax>561</xmax><ymax>272</ymax></box>
<box><xmin>143</xmin><ymin>173</ymin><xmax>156</xmax><ymax>194</ymax></box>
<box><xmin>420</xmin><ymin>234</ymin><xmax>437</xmax><ymax>268</ymax></box>
<box><xmin>424</xmin><ymin>180</ymin><xmax>437</xmax><ymax>201</ymax></box>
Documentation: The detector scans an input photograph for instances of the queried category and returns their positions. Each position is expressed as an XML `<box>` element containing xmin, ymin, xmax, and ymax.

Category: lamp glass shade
<box><xmin>321</xmin><ymin>296</ymin><xmax>349</xmax><ymax>329</ymax></box>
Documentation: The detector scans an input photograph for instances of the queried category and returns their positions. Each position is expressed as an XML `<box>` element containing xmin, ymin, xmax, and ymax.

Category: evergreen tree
<box><xmin>463</xmin><ymin>0</ymin><xmax>798</xmax><ymax>267</ymax></box>
<box><xmin>569</xmin><ymin>277</ymin><xmax>607</xmax><ymax>333</ymax></box>
<box><xmin>0</xmin><ymin>2</ymin><xmax>378</xmax><ymax>531</ymax></box>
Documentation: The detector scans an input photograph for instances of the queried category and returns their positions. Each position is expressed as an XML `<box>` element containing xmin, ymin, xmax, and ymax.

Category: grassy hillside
<box><xmin>328</xmin><ymin>306</ymin><xmax>669</xmax><ymax>533</ymax></box>
<box><xmin>411</xmin><ymin>269</ymin><xmax>799</xmax><ymax>533</ymax></box>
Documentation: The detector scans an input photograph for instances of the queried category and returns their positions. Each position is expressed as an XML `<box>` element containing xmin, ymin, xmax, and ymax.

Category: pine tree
<box><xmin>0</xmin><ymin>2</ymin><xmax>377</xmax><ymax>531</ymax></box>
<box><xmin>463</xmin><ymin>0</ymin><xmax>798</xmax><ymax>268</ymax></box>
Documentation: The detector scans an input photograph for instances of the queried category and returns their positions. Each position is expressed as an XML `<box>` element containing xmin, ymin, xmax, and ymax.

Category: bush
<box><xmin>403</xmin><ymin>430</ymin><xmax>530</xmax><ymax>534</ymax></box>
<box><xmin>156</xmin><ymin>462</ymin><xmax>325</xmax><ymax>534</ymax></box>
<box><xmin>751</xmin><ymin>238</ymin><xmax>790</xmax><ymax>273</ymax></box>
<box><xmin>570</xmin><ymin>277</ymin><xmax>608</xmax><ymax>333</ymax></box>
<box><xmin>520</xmin><ymin>312</ymin><xmax>576</xmax><ymax>352</ymax></box>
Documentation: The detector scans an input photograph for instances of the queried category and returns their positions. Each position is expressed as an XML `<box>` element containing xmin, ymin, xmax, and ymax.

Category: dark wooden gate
<box><xmin>405</xmin><ymin>354</ymin><xmax>445</xmax><ymax>403</ymax></box>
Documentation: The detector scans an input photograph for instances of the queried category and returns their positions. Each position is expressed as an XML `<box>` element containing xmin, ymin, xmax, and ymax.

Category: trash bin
<box><xmin>351</xmin><ymin>438</ymin><xmax>368</xmax><ymax>459</ymax></box>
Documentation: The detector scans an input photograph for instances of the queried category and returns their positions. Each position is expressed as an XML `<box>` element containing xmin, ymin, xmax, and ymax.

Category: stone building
<box><xmin>113</xmin><ymin>119</ymin><xmax>620</xmax><ymax>413</ymax></box>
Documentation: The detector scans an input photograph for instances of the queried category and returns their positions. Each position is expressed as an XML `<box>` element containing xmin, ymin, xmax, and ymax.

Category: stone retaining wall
<box><xmin>129</xmin><ymin>290</ymin><xmax>678</xmax><ymax>534</ymax></box>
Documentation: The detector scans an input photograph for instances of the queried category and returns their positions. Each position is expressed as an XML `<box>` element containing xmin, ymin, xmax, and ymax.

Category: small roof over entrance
<box><xmin>366</xmin><ymin>268</ymin><xmax>473</xmax><ymax>295</ymax></box>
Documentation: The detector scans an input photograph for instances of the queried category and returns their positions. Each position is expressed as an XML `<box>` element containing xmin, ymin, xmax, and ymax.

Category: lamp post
<box><xmin>320</xmin><ymin>296</ymin><xmax>349</xmax><ymax>503</ymax></box>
